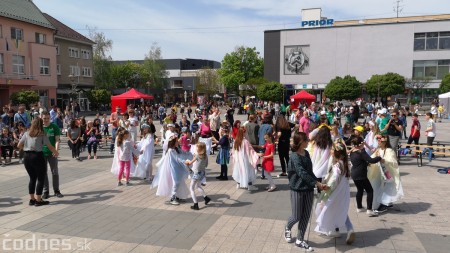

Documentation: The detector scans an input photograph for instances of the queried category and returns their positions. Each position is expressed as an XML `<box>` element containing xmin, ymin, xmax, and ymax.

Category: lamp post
<box><xmin>68</xmin><ymin>74</ymin><xmax>77</xmax><ymax>115</ymax></box>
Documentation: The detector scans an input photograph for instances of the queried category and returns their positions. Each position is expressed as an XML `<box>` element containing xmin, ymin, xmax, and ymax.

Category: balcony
<box><xmin>0</xmin><ymin>73</ymin><xmax>38</xmax><ymax>86</ymax></box>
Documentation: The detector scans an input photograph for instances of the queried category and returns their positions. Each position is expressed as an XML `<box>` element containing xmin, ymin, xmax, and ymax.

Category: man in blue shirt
<box><xmin>49</xmin><ymin>105</ymin><xmax>58</xmax><ymax>123</ymax></box>
<box><xmin>14</xmin><ymin>105</ymin><xmax>31</xmax><ymax>128</ymax></box>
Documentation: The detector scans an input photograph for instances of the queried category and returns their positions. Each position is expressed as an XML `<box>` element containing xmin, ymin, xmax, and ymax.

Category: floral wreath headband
<box><xmin>333</xmin><ymin>142</ymin><xmax>345</xmax><ymax>151</ymax></box>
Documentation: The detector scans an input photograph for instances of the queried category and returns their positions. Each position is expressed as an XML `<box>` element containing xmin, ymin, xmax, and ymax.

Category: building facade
<box><xmin>0</xmin><ymin>0</ymin><xmax>57</xmax><ymax>107</ymax></box>
<box><xmin>43</xmin><ymin>13</ymin><xmax>95</xmax><ymax>111</ymax></box>
<box><xmin>264</xmin><ymin>11</ymin><xmax>450</xmax><ymax>100</ymax></box>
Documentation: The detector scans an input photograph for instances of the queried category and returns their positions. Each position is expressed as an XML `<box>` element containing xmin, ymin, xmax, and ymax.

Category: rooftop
<box><xmin>43</xmin><ymin>13</ymin><xmax>94</xmax><ymax>45</ymax></box>
<box><xmin>0</xmin><ymin>0</ymin><xmax>54</xmax><ymax>29</ymax></box>
<box><xmin>334</xmin><ymin>13</ymin><xmax>450</xmax><ymax>26</ymax></box>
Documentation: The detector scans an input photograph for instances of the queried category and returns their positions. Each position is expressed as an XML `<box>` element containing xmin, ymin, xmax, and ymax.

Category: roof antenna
<box><xmin>393</xmin><ymin>0</ymin><xmax>404</xmax><ymax>18</ymax></box>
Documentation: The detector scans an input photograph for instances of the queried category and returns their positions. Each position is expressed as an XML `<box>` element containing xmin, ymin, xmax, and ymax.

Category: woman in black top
<box><xmin>275</xmin><ymin>116</ymin><xmax>291</xmax><ymax>177</ymax></box>
<box><xmin>349</xmin><ymin>136</ymin><xmax>382</xmax><ymax>217</ymax></box>
<box><xmin>284</xmin><ymin>131</ymin><xmax>328</xmax><ymax>251</ymax></box>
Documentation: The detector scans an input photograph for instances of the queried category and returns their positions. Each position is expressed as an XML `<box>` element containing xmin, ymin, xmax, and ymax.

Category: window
<box><xmin>414</xmin><ymin>32</ymin><xmax>450</xmax><ymax>51</ymax></box>
<box><xmin>56</xmin><ymin>64</ymin><xmax>61</xmax><ymax>75</ymax></box>
<box><xmin>55</xmin><ymin>44</ymin><xmax>60</xmax><ymax>55</ymax></box>
<box><xmin>35</xmin><ymin>33</ymin><xmax>46</xmax><ymax>44</ymax></box>
<box><xmin>69</xmin><ymin>47</ymin><xmax>79</xmax><ymax>58</ymax></box>
<box><xmin>0</xmin><ymin>54</ymin><xmax>3</xmax><ymax>73</ymax></box>
<box><xmin>81</xmin><ymin>49</ymin><xmax>91</xmax><ymax>59</ymax></box>
<box><xmin>82</xmin><ymin>67</ymin><xmax>92</xmax><ymax>77</ymax></box>
<box><xmin>0</xmin><ymin>25</ymin><xmax>2</xmax><ymax>38</ymax></box>
<box><xmin>13</xmin><ymin>55</ymin><xmax>25</xmax><ymax>74</ymax></box>
<box><xmin>11</xmin><ymin>27</ymin><xmax>23</xmax><ymax>40</ymax></box>
<box><xmin>40</xmin><ymin>58</ymin><xmax>50</xmax><ymax>75</ymax></box>
<box><xmin>70</xmin><ymin>65</ymin><xmax>80</xmax><ymax>76</ymax></box>
<box><xmin>413</xmin><ymin>60</ymin><xmax>450</xmax><ymax>80</ymax></box>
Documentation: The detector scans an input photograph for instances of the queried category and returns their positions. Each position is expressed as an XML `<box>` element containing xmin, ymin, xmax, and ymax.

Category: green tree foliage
<box><xmin>256</xmin><ymin>81</ymin><xmax>283</xmax><ymax>102</ymax></box>
<box><xmin>440</xmin><ymin>73</ymin><xmax>450</xmax><ymax>93</ymax></box>
<box><xmin>87</xmin><ymin>26</ymin><xmax>114</xmax><ymax>88</ymax></box>
<box><xmin>86</xmin><ymin>89</ymin><xmax>112</xmax><ymax>110</ymax></box>
<box><xmin>324</xmin><ymin>75</ymin><xmax>362</xmax><ymax>101</ymax></box>
<box><xmin>242</xmin><ymin>77</ymin><xmax>267</xmax><ymax>97</ymax></box>
<box><xmin>10</xmin><ymin>90</ymin><xmax>40</xmax><ymax>107</ymax></box>
<box><xmin>218</xmin><ymin>46</ymin><xmax>264</xmax><ymax>93</ymax></box>
<box><xmin>365</xmin><ymin>72</ymin><xmax>405</xmax><ymax>98</ymax></box>
<box><xmin>110</xmin><ymin>62</ymin><xmax>145</xmax><ymax>89</ymax></box>
<box><xmin>195</xmin><ymin>67</ymin><xmax>220</xmax><ymax>99</ymax></box>
<box><xmin>142</xmin><ymin>42</ymin><xmax>168</xmax><ymax>90</ymax></box>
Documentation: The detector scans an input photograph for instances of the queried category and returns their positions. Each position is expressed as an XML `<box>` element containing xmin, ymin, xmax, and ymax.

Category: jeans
<box><xmin>110</xmin><ymin>128</ymin><xmax>118</xmax><ymax>152</ymax></box>
<box><xmin>43</xmin><ymin>155</ymin><xmax>60</xmax><ymax>194</ymax></box>
<box><xmin>87</xmin><ymin>142</ymin><xmax>98</xmax><ymax>155</ymax></box>
<box><xmin>422</xmin><ymin>136</ymin><xmax>435</xmax><ymax>161</ymax></box>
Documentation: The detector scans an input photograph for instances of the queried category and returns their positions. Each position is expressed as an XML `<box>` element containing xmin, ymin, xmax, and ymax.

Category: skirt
<box><xmin>216</xmin><ymin>147</ymin><xmax>230</xmax><ymax>165</ymax></box>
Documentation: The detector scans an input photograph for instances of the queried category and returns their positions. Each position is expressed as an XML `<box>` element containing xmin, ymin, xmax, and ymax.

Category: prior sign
<box><xmin>301</xmin><ymin>19</ymin><xmax>334</xmax><ymax>27</ymax></box>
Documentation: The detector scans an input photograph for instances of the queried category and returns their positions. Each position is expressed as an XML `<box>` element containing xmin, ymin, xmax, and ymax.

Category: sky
<box><xmin>34</xmin><ymin>0</ymin><xmax>450</xmax><ymax>62</ymax></box>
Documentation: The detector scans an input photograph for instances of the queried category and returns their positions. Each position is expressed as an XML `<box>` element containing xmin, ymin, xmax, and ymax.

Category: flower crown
<box><xmin>333</xmin><ymin>142</ymin><xmax>345</xmax><ymax>151</ymax></box>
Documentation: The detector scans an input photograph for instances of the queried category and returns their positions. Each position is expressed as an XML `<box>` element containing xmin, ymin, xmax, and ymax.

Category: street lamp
<box><xmin>68</xmin><ymin>74</ymin><xmax>77</xmax><ymax>117</ymax></box>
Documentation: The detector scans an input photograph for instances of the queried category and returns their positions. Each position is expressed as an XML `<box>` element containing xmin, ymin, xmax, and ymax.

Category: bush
<box><xmin>365</xmin><ymin>72</ymin><xmax>405</xmax><ymax>98</ymax></box>
<box><xmin>10</xmin><ymin>90</ymin><xmax>40</xmax><ymax>108</ymax></box>
<box><xmin>440</xmin><ymin>73</ymin><xmax>450</xmax><ymax>94</ymax></box>
<box><xmin>324</xmin><ymin>75</ymin><xmax>362</xmax><ymax>101</ymax></box>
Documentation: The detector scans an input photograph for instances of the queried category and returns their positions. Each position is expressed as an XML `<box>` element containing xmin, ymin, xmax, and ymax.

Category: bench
<box><xmin>398</xmin><ymin>143</ymin><xmax>450</xmax><ymax>167</ymax></box>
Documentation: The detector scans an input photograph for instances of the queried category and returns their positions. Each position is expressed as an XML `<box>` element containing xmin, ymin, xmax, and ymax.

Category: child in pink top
<box><xmin>179</xmin><ymin>127</ymin><xmax>191</xmax><ymax>152</ymax></box>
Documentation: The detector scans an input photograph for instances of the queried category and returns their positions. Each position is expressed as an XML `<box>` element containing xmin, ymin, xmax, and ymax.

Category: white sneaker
<box><xmin>327</xmin><ymin>231</ymin><xmax>341</xmax><ymax>238</ymax></box>
<box><xmin>356</xmin><ymin>207</ymin><xmax>365</xmax><ymax>213</ymax></box>
<box><xmin>247</xmin><ymin>185</ymin><xmax>258</xmax><ymax>191</ymax></box>
<box><xmin>346</xmin><ymin>230</ymin><xmax>356</xmax><ymax>245</ymax></box>
<box><xmin>367</xmin><ymin>210</ymin><xmax>378</xmax><ymax>217</ymax></box>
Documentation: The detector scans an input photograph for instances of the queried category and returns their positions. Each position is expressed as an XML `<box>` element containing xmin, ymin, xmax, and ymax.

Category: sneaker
<box><xmin>29</xmin><ymin>199</ymin><xmax>36</xmax><ymax>206</ymax></box>
<box><xmin>295</xmin><ymin>240</ymin><xmax>314</xmax><ymax>251</ymax></box>
<box><xmin>42</xmin><ymin>192</ymin><xmax>50</xmax><ymax>199</ymax></box>
<box><xmin>247</xmin><ymin>185</ymin><xmax>258</xmax><ymax>191</ymax></box>
<box><xmin>126</xmin><ymin>181</ymin><xmax>131</xmax><ymax>186</ymax></box>
<box><xmin>356</xmin><ymin>207</ymin><xmax>365</xmax><ymax>213</ymax></box>
<box><xmin>260</xmin><ymin>176</ymin><xmax>266</xmax><ymax>180</ymax></box>
<box><xmin>377</xmin><ymin>204</ymin><xmax>388</xmax><ymax>213</ymax></box>
<box><xmin>267</xmin><ymin>186</ymin><xmax>277</xmax><ymax>192</ymax></box>
<box><xmin>346</xmin><ymin>230</ymin><xmax>356</xmax><ymax>245</ymax></box>
<box><xmin>367</xmin><ymin>210</ymin><xmax>378</xmax><ymax>217</ymax></box>
<box><xmin>327</xmin><ymin>231</ymin><xmax>341</xmax><ymax>238</ymax></box>
<box><xmin>170</xmin><ymin>197</ymin><xmax>180</xmax><ymax>205</ymax></box>
<box><xmin>54</xmin><ymin>191</ymin><xmax>64</xmax><ymax>198</ymax></box>
<box><xmin>35</xmin><ymin>200</ymin><xmax>50</xmax><ymax>206</ymax></box>
<box><xmin>277</xmin><ymin>173</ymin><xmax>287</xmax><ymax>178</ymax></box>
<box><xmin>215</xmin><ymin>176</ymin><xmax>223</xmax><ymax>180</ymax></box>
<box><xmin>19</xmin><ymin>159</ymin><xmax>23</xmax><ymax>164</ymax></box>
<box><xmin>117</xmin><ymin>182</ymin><xmax>123</xmax><ymax>186</ymax></box>
<box><xmin>284</xmin><ymin>227</ymin><xmax>293</xmax><ymax>243</ymax></box>
<box><xmin>204</xmin><ymin>196</ymin><xmax>211</xmax><ymax>205</ymax></box>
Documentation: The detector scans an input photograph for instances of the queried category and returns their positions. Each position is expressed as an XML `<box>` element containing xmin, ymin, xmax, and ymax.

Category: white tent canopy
<box><xmin>438</xmin><ymin>92</ymin><xmax>450</xmax><ymax>119</ymax></box>
<box><xmin>438</xmin><ymin>91</ymin><xmax>450</xmax><ymax>98</ymax></box>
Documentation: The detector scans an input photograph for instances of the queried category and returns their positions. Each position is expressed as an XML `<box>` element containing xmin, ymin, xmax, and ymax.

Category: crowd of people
<box><xmin>1</xmin><ymin>96</ymin><xmax>444</xmax><ymax>251</ymax></box>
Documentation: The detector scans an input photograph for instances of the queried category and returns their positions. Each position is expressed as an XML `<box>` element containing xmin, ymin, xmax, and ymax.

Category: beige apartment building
<box><xmin>0</xmin><ymin>0</ymin><xmax>57</xmax><ymax>107</ymax></box>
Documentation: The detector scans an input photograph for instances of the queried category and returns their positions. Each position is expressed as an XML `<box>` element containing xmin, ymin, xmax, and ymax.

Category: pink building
<box><xmin>0</xmin><ymin>0</ymin><xmax>57</xmax><ymax>107</ymax></box>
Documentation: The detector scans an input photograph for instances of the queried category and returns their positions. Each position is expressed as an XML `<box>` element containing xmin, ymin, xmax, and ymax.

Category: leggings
<box><xmin>220</xmin><ymin>164</ymin><xmax>228</xmax><ymax>177</ymax></box>
<box><xmin>118</xmin><ymin>160</ymin><xmax>131</xmax><ymax>181</ymax></box>
<box><xmin>68</xmin><ymin>140</ymin><xmax>81</xmax><ymax>158</ymax></box>
<box><xmin>353</xmin><ymin>178</ymin><xmax>374</xmax><ymax>210</ymax></box>
<box><xmin>190</xmin><ymin>179</ymin><xmax>206</xmax><ymax>203</ymax></box>
<box><xmin>1</xmin><ymin>145</ymin><xmax>13</xmax><ymax>159</ymax></box>
<box><xmin>23</xmin><ymin>151</ymin><xmax>46</xmax><ymax>195</ymax></box>
<box><xmin>286</xmin><ymin>190</ymin><xmax>314</xmax><ymax>241</ymax></box>
<box><xmin>278</xmin><ymin>142</ymin><xmax>290</xmax><ymax>173</ymax></box>
<box><xmin>87</xmin><ymin>142</ymin><xmax>98</xmax><ymax>154</ymax></box>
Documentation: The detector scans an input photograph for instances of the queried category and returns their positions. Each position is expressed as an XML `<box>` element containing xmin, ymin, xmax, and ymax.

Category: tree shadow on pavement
<box><xmin>389</xmin><ymin>201</ymin><xmax>432</xmax><ymax>214</ymax></box>
<box><xmin>331</xmin><ymin>227</ymin><xmax>404</xmax><ymax>251</ymax></box>
<box><xmin>0</xmin><ymin>211</ymin><xmax>20</xmax><ymax>217</ymax></box>
<box><xmin>49</xmin><ymin>190</ymin><xmax>122</xmax><ymax>205</ymax></box>
<box><xmin>0</xmin><ymin>197</ymin><xmax>23</xmax><ymax>208</ymax></box>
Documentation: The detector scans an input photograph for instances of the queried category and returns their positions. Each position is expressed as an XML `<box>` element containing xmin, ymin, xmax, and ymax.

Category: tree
<box><xmin>87</xmin><ymin>26</ymin><xmax>114</xmax><ymax>89</ymax></box>
<box><xmin>256</xmin><ymin>81</ymin><xmax>283</xmax><ymax>102</ymax></box>
<box><xmin>10</xmin><ymin>90</ymin><xmax>40</xmax><ymax>108</ymax></box>
<box><xmin>86</xmin><ymin>89</ymin><xmax>112</xmax><ymax>110</ymax></box>
<box><xmin>241</xmin><ymin>77</ymin><xmax>267</xmax><ymax>97</ymax></box>
<box><xmin>440</xmin><ymin>73</ymin><xmax>450</xmax><ymax>93</ymax></box>
<box><xmin>365</xmin><ymin>72</ymin><xmax>405</xmax><ymax>98</ymax></box>
<box><xmin>405</xmin><ymin>77</ymin><xmax>431</xmax><ymax>102</ymax></box>
<box><xmin>218</xmin><ymin>46</ymin><xmax>264</xmax><ymax>93</ymax></box>
<box><xmin>324</xmin><ymin>75</ymin><xmax>362</xmax><ymax>101</ymax></box>
<box><xmin>142</xmin><ymin>42</ymin><xmax>168</xmax><ymax>90</ymax></box>
<box><xmin>195</xmin><ymin>67</ymin><xmax>220</xmax><ymax>99</ymax></box>
<box><xmin>110</xmin><ymin>62</ymin><xmax>145</xmax><ymax>89</ymax></box>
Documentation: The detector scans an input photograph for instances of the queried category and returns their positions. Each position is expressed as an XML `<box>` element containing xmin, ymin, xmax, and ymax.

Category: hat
<box><xmin>141</xmin><ymin>123</ymin><xmax>150</xmax><ymax>129</ymax></box>
<box><xmin>380</xmin><ymin>108</ymin><xmax>387</xmax><ymax>114</ymax></box>
<box><xmin>354</xmin><ymin>125</ymin><xmax>364</xmax><ymax>132</ymax></box>
<box><xmin>368</xmin><ymin>121</ymin><xmax>375</xmax><ymax>127</ymax></box>
<box><xmin>167</xmin><ymin>123</ymin><xmax>175</xmax><ymax>127</ymax></box>
<box><xmin>320</xmin><ymin>111</ymin><xmax>326</xmax><ymax>116</ymax></box>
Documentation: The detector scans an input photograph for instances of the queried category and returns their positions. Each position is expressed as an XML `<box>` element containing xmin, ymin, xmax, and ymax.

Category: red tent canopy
<box><xmin>111</xmin><ymin>88</ymin><xmax>154</xmax><ymax>112</ymax></box>
<box><xmin>290</xmin><ymin>90</ymin><xmax>316</xmax><ymax>109</ymax></box>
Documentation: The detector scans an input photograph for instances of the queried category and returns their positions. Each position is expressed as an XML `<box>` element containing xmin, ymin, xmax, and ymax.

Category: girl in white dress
<box><xmin>315</xmin><ymin>141</ymin><xmax>356</xmax><ymax>245</ymax></box>
<box><xmin>231</xmin><ymin>127</ymin><xmax>259</xmax><ymax>191</ymax></box>
<box><xmin>134</xmin><ymin>123</ymin><xmax>156</xmax><ymax>181</ymax></box>
<box><xmin>364</xmin><ymin>121</ymin><xmax>379</xmax><ymax>156</ymax></box>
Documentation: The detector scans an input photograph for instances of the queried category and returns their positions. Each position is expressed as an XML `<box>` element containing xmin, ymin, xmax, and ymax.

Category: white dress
<box><xmin>134</xmin><ymin>133</ymin><xmax>155</xmax><ymax>178</ymax></box>
<box><xmin>231</xmin><ymin>139</ymin><xmax>259</xmax><ymax>188</ymax></box>
<box><xmin>151</xmin><ymin>148</ymin><xmax>192</xmax><ymax>199</ymax></box>
<box><xmin>315</xmin><ymin>161</ymin><xmax>351</xmax><ymax>234</ymax></box>
<box><xmin>364</xmin><ymin>130</ymin><xmax>378</xmax><ymax>156</ymax></box>
<box><xmin>307</xmin><ymin>143</ymin><xmax>332</xmax><ymax>179</ymax></box>
<box><xmin>128</xmin><ymin>116</ymin><xmax>139</xmax><ymax>143</ymax></box>
<box><xmin>368</xmin><ymin>148</ymin><xmax>404</xmax><ymax>209</ymax></box>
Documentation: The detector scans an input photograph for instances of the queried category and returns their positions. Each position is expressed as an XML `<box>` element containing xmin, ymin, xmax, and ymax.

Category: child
<box><xmin>152</xmin><ymin>134</ymin><xmax>191</xmax><ymax>205</ymax></box>
<box><xmin>1</xmin><ymin>127</ymin><xmax>14</xmax><ymax>166</ymax></box>
<box><xmin>179</xmin><ymin>127</ymin><xmax>191</xmax><ymax>152</ymax></box>
<box><xmin>216</xmin><ymin>127</ymin><xmax>230</xmax><ymax>180</ymax></box>
<box><xmin>185</xmin><ymin>142</ymin><xmax>211</xmax><ymax>210</ymax></box>
<box><xmin>231</xmin><ymin>127</ymin><xmax>259</xmax><ymax>191</ymax></box>
<box><xmin>116</xmin><ymin>130</ymin><xmax>140</xmax><ymax>186</ymax></box>
<box><xmin>135</xmin><ymin>124</ymin><xmax>156</xmax><ymax>181</ymax></box>
<box><xmin>315</xmin><ymin>142</ymin><xmax>355</xmax><ymax>244</ymax></box>
<box><xmin>257</xmin><ymin>133</ymin><xmax>276</xmax><ymax>192</ymax></box>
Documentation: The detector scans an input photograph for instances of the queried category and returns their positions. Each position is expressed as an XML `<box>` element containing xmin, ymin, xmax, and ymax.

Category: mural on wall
<box><xmin>284</xmin><ymin>45</ymin><xmax>310</xmax><ymax>75</ymax></box>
